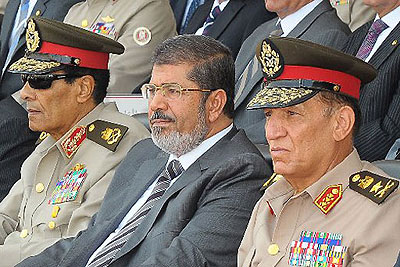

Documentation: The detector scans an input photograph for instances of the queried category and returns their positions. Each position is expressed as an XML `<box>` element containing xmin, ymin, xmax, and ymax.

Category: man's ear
<box><xmin>332</xmin><ymin>105</ymin><xmax>355</xmax><ymax>141</ymax></box>
<box><xmin>76</xmin><ymin>75</ymin><xmax>95</xmax><ymax>104</ymax></box>
<box><xmin>206</xmin><ymin>89</ymin><xmax>227</xmax><ymax>123</ymax></box>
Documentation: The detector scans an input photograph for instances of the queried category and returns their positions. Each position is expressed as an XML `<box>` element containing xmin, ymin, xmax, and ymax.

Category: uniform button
<box><xmin>268</xmin><ymin>243</ymin><xmax>279</xmax><ymax>255</ymax></box>
<box><xmin>48</xmin><ymin>221</ymin><xmax>56</xmax><ymax>230</ymax></box>
<box><xmin>20</xmin><ymin>229</ymin><xmax>28</xmax><ymax>238</ymax></box>
<box><xmin>35</xmin><ymin>183</ymin><xmax>45</xmax><ymax>193</ymax></box>
<box><xmin>35</xmin><ymin>10</ymin><xmax>41</xmax><ymax>16</ymax></box>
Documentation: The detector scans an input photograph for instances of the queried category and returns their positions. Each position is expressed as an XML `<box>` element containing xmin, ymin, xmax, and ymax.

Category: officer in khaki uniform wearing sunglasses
<box><xmin>238</xmin><ymin>37</ymin><xmax>400</xmax><ymax>267</ymax></box>
<box><xmin>0</xmin><ymin>17</ymin><xmax>149</xmax><ymax>266</ymax></box>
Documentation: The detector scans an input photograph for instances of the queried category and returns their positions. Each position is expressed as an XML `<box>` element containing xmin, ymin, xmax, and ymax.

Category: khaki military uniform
<box><xmin>63</xmin><ymin>0</ymin><xmax>177</xmax><ymax>94</ymax></box>
<box><xmin>330</xmin><ymin>0</ymin><xmax>376</xmax><ymax>32</ymax></box>
<box><xmin>239</xmin><ymin>149</ymin><xmax>400</xmax><ymax>267</ymax></box>
<box><xmin>0</xmin><ymin>102</ymin><xmax>149</xmax><ymax>266</ymax></box>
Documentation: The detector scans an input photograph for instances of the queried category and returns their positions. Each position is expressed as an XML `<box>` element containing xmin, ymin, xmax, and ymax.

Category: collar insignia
<box><xmin>349</xmin><ymin>171</ymin><xmax>399</xmax><ymax>204</ymax></box>
<box><xmin>260</xmin><ymin>173</ymin><xmax>282</xmax><ymax>191</ymax></box>
<box><xmin>61</xmin><ymin>126</ymin><xmax>87</xmax><ymax>158</ymax></box>
<box><xmin>314</xmin><ymin>184</ymin><xmax>343</xmax><ymax>214</ymax></box>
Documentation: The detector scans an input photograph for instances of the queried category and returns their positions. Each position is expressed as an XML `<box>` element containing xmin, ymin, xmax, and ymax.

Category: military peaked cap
<box><xmin>247</xmin><ymin>36</ymin><xmax>377</xmax><ymax>109</ymax></box>
<box><xmin>9</xmin><ymin>16</ymin><xmax>125</xmax><ymax>74</ymax></box>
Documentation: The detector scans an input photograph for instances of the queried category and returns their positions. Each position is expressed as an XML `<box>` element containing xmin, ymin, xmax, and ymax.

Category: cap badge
<box><xmin>26</xmin><ymin>19</ymin><xmax>41</xmax><ymax>52</ymax></box>
<box><xmin>257</xmin><ymin>39</ymin><xmax>284</xmax><ymax>80</ymax></box>
<box><xmin>314</xmin><ymin>184</ymin><xmax>343</xmax><ymax>214</ymax></box>
<box><xmin>49</xmin><ymin>163</ymin><xmax>88</xmax><ymax>204</ymax></box>
<box><xmin>133</xmin><ymin>27</ymin><xmax>152</xmax><ymax>46</ymax></box>
<box><xmin>349</xmin><ymin>171</ymin><xmax>399</xmax><ymax>204</ymax></box>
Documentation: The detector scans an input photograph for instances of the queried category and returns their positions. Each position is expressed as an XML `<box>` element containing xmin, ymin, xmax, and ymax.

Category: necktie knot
<box><xmin>370</xmin><ymin>19</ymin><xmax>388</xmax><ymax>35</ymax></box>
<box><xmin>270</xmin><ymin>22</ymin><xmax>283</xmax><ymax>37</ymax></box>
<box><xmin>166</xmin><ymin>160</ymin><xmax>184</xmax><ymax>180</ymax></box>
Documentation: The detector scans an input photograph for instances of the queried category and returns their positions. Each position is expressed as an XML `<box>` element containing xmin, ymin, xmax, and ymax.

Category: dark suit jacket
<box><xmin>343</xmin><ymin>21</ymin><xmax>400</xmax><ymax>161</ymax></box>
<box><xmin>0</xmin><ymin>97</ymin><xmax>38</xmax><ymax>201</ymax></box>
<box><xmin>233</xmin><ymin>0</ymin><xmax>351</xmax><ymax>144</ymax></box>
<box><xmin>0</xmin><ymin>0</ymin><xmax>83</xmax><ymax>100</ymax></box>
<box><xmin>183</xmin><ymin>0</ymin><xmax>276</xmax><ymax>59</ymax></box>
<box><xmin>19</xmin><ymin>128</ymin><xmax>272</xmax><ymax>267</ymax></box>
<box><xmin>169</xmin><ymin>0</ymin><xmax>187</xmax><ymax>33</ymax></box>
<box><xmin>395</xmin><ymin>252</ymin><xmax>400</xmax><ymax>267</ymax></box>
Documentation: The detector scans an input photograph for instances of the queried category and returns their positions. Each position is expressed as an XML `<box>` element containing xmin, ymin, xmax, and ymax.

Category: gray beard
<box><xmin>151</xmin><ymin>105</ymin><xmax>209</xmax><ymax>157</ymax></box>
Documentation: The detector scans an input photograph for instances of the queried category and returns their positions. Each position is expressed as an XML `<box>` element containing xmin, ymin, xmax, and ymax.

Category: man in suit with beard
<box><xmin>18</xmin><ymin>34</ymin><xmax>272</xmax><ymax>267</ymax></box>
<box><xmin>343</xmin><ymin>0</ymin><xmax>400</xmax><ymax>161</ymax></box>
<box><xmin>233</xmin><ymin>0</ymin><xmax>350</xmax><ymax>144</ymax></box>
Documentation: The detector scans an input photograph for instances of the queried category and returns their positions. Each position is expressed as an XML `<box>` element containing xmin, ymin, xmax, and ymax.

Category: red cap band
<box><xmin>39</xmin><ymin>41</ymin><xmax>109</xmax><ymax>70</ymax></box>
<box><xmin>277</xmin><ymin>65</ymin><xmax>361</xmax><ymax>99</ymax></box>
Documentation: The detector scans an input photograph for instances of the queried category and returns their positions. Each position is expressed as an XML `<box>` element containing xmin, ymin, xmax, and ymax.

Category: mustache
<box><xmin>150</xmin><ymin>111</ymin><xmax>175</xmax><ymax>122</ymax></box>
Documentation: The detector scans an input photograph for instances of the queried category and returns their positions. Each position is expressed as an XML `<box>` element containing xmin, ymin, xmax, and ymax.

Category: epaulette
<box><xmin>86</xmin><ymin>120</ymin><xmax>128</xmax><ymax>152</ymax></box>
<box><xmin>349</xmin><ymin>171</ymin><xmax>399</xmax><ymax>204</ymax></box>
<box><xmin>260</xmin><ymin>173</ymin><xmax>282</xmax><ymax>191</ymax></box>
<box><xmin>35</xmin><ymin>132</ymin><xmax>50</xmax><ymax>145</ymax></box>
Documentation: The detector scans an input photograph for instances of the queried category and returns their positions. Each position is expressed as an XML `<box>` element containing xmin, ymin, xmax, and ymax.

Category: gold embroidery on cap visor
<box><xmin>9</xmin><ymin>57</ymin><xmax>61</xmax><ymax>74</ymax></box>
<box><xmin>247</xmin><ymin>86</ymin><xmax>315</xmax><ymax>109</ymax></box>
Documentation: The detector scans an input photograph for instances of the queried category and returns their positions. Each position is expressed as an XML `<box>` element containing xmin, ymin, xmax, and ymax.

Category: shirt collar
<box><xmin>279</xmin><ymin>0</ymin><xmax>322</xmax><ymax>37</ymax></box>
<box><xmin>169</xmin><ymin>123</ymin><xmax>233</xmax><ymax>171</ymax></box>
<box><xmin>377</xmin><ymin>5</ymin><xmax>400</xmax><ymax>29</ymax></box>
<box><xmin>211</xmin><ymin>0</ymin><xmax>230</xmax><ymax>12</ymax></box>
<box><xmin>304</xmin><ymin>148</ymin><xmax>362</xmax><ymax>201</ymax></box>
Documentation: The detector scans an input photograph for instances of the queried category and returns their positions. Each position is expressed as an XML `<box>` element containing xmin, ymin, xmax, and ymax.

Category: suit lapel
<box><xmin>184</xmin><ymin>0</ymin><xmax>212</xmax><ymax>33</ymax></box>
<box><xmin>207</xmin><ymin>0</ymin><xmax>245</xmax><ymax>39</ymax></box>
<box><xmin>0</xmin><ymin>0</ymin><xmax>20</xmax><ymax>65</ymax></box>
<box><xmin>287</xmin><ymin>0</ymin><xmax>331</xmax><ymax>38</ymax></box>
<box><xmin>114</xmin><ymin>127</ymin><xmax>238</xmax><ymax>261</ymax></box>
<box><xmin>368</xmin><ymin>22</ymin><xmax>400</xmax><ymax>69</ymax></box>
<box><xmin>234</xmin><ymin>20</ymin><xmax>276</xmax><ymax>110</ymax></box>
<box><xmin>100</xmin><ymin>155</ymin><xmax>168</xmax><ymax>225</ymax></box>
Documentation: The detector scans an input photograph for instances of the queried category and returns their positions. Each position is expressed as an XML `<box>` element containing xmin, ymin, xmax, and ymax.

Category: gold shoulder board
<box><xmin>349</xmin><ymin>171</ymin><xmax>399</xmax><ymax>204</ymax></box>
<box><xmin>86</xmin><ymin>120</ymin><xmax>128</xmax><ymax>152</ymax></box>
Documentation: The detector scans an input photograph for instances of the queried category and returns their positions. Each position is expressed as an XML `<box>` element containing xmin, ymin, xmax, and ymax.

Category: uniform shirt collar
<box><xmin>265</xmin><ymin>148</ymin><xmax>362</xmax><ymax>215</ymax></box>
<box><xmin>304</xmin><ymin>148</ymin><xmax>362</xmax><ymax>201</ymax></box>
<box><xmin>168</xmin><ymin>123</ymin><xmax>233</xmax><ymax>171</ymax></box>
<box><xmin>278</xmin><ymin>0</ymin><xmax>322</xmax><ymax>37</ymax></box>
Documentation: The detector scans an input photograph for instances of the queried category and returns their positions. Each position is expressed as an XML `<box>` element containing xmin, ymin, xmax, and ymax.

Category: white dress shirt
<box><xmin>365</xmin><ymin>6</ymin><xmax>400</xmax><ymax>62</ymax></box>
<box><xmin>195</xmin><ymin>0</ymin><xmax>230</xmax><ymax>35</ymax></box>
<box><xmin>87</xmin><ymin>124</ymin><xmax>234</xmax><ymax>265</ymax></box>
<box><xmin>278</xmin><ymin>0</ymin><xmax>323</xmax><ymax>37</ymax></box>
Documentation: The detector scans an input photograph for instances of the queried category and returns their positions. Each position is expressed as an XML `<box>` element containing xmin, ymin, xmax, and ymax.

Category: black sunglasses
<box><xmin>21</xmin><ymin>73</ymin><xmax>82</xmax><ymax>89</ymax></box>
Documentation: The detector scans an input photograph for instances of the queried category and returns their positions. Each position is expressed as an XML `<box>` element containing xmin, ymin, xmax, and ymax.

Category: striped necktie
<box><xmin>356</xmin><ymin>19</ymin><xmax>388</xmax><ymax>61</ymax></box>
<box><xmin>87</xmin><ymin>160</ymin><xmax>184</xmax><ymax>267</ymax></box>
<box><xmin>202</xmin><ymin>5</ymin><xmax>222</xmax><ymax>35</ymax></box>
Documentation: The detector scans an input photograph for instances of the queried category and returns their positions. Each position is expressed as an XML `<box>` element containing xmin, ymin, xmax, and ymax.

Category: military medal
<box><xmin>90</xmin><ymin>16</ymin><xmax>117</xmax><ymax>38</ymax></box>
<box><xmin>330</xmin><ymin>0</ymin><xmax>349</xmax><ymax>6</ymax></box>
<box><xmin>133</xmin><ymin>27</ymin><xmax>151</xmax><ymax>46</ymax></box>
<box><xmin>289</xmin><ymin>231</ymin><xmax>347</xmax><ymax>266</ymax></box>
<box><xmin>49</xmin><ymin>163</ymin><xmax>88</xmax><ymax>204</ymax></box>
